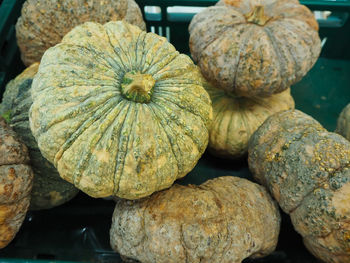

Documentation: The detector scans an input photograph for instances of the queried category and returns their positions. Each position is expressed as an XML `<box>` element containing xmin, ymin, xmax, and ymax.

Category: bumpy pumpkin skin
<box><xmin>110</xmin><ymin>176</ymin><xmax>280</xmax><ymax>263</ymax></box>
<box><xmin>336</xmin><ymin>103</ymin><xmax>350</xmax><ymax>141</ymax></box>
<box><xmin>248</xmin><ymin>110</ymin><xmax>350</xmax><ymax>263</ymax></box>
<box><xmin>189</xmin><ymin>0</ymin><xmax>321</xmax><ymax>97</ymax></box>
<box><xmin>0</xmin><ymin>64</ymin><xmax>79</xmax><ymax>210</ymax></box>
<box><xmin>206</xmin><ymin>85</ymin><xmax>294</xmax><ymax>158</ymax></box>
<box><xmin>0</xmin><ymin>117</ymin><xmax>33</xmax><ymax>249</ymax></box>
<box><xmin>29</xmin><ymin>21</ymin><xmax>212</xmax><ymax>200</ymax></box>
<box><xmin>16</xmin><ymin>0</ymin><xmax>146</xmax><ymax>66</ymax></box>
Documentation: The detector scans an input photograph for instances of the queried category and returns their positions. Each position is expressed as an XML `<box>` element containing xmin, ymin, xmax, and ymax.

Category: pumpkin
<box><xmin>206</xmin><ymin>84</ymin><xmax>294</xmax><ymax>158</ymax></box>
<box><xmin>248</xmin><ymin>110</ymin><xmax>350</xmax><ymax>263</ymax></box>
<box><xmin>29</xmin><ymin>21</ymin><xmax>212</xmax><ymax>200</ymax></box>
<box><xmin>16</xmin><ymin>0</ymin><xmax>146</xmax><ymax>66</ymax></box>
<box><xmin>336</xmin><ymin>103</ymin><xmax>350</xmax><ymax>141</ymax></box>
<box><xmin>189</xmin><ymin>0</ymin><xmax>321</xmax><ymax>97</ymax></box>
<box><xmin>0</xmin><ymin>117</ymin><xmax>33</xmax><ymax>248</ymax></box>
<box><xmin>0</xmin><ymin>63</ymin><xmax>79</xmax><ymax>210</ymax></box>
<box><xmin>110</xmin><ymin>176</ymin><xmax>280</xmax><ymax>263</ymax></box>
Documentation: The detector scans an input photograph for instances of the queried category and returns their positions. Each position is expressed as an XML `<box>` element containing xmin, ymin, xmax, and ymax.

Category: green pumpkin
<box><xmin>29</xmin><ymin>21</ymin><xmax>212</xmax><ymax>199</ymax></box>
<box><xmin>206</xmin><ymin>85</ymin><xmax>294</xmax><ymax>158</ymax></box>
<box><xmin>0</xmin><ymin>63</ymin><xmax>79</xmax><ymax>210</ymax></box>
<box><xmin>336</xmin><ymin>103</ymin><xmax>350</xmax><ymax>141</ymax></box>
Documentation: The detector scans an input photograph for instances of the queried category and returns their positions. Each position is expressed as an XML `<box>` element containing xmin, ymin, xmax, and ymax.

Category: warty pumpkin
<box><xmin>189</xmin><ymin>0</ymin><xmax>321</xmax><ymax>97</ymax></box>
<box><xmin>336</xmin><ymin>103</ymin><xmax>350</xmax><ymax>141</ymax></box>
<box><xmin>29</xmin><ymin>21</ymin><xmax>212</xmax><ymax>200</ymax></box>
<box><xmin>110</xmin><ymin>176</ymin><xmax>280</xmax><ymax>263</ymax></box>
<box><xmin>248</xmin><ymin>109</ymin><xmax>350</xmax><ymax>263</ymax></box>
<box><xmin>206</xmin><ymin>84</ymin><xmax>294</xmax><ymax>158</ymax></box>
<box><xmin>0</xmin><ymin>117</ymin><xmax>33</xmax><ymax>249</ymax></box>
<box><xmin>0</xmin><ymin>63</ymin><xmax>79</xmax><ymax>210</ymax></box>
<box><xmin>16</xmin><ymin>0</ymin><xmax>146</xmax><ymax>66</ymax></box>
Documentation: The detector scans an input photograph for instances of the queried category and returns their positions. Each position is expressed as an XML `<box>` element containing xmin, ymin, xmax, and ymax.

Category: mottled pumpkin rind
<box><xmin>0</xmin><ymin>63</ymin><xmax>79</xmax><ymax>210</ymax></box>
<box><xmin>206</xmin><ymin>85</ymin><xmax>294</xmax><ymax>159</ymax></box>
<box><xmin>29</xmin><ymin>21</ymin><xmax>212</xmax><ymax>200</ymax></box>
<box><xmin>110</xmin><ymin>176</ymin><xmax>280</xmax><ymax>263</ymax></box>
<box><xmin>16</xmin><ymin>0</ymin><xmax>145</xmax><ymax>66</ymax></box>
<box><xmin>189</xmin><ymin>0</ymin><xmax>321</xmax><ymax>97</ymax></box>
<box><xmin>0</xmin><ymin>117</ymin><xmax>33</xmax><ymax>249</ymax></box>
<box><xmin>336</xmin><ymin>103</ymin><xmax>350</xmax><ymax>141</ymax></box>
<box><xmin>248</xmin><ymin>110</ymin><xmax>350</xmax><ymax>263</ymax></box>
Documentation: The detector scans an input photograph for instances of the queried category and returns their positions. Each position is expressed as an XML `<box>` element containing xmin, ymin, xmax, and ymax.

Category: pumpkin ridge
<box><xmin>154</xmin><ymin>91</ymin><xmax>210</xmax><ymax>126</ymax></box>
<box><xmin>213</xmin><ymin>100</ymin><xmax>232</xmax><ymax>149</ymax></box>
<box><xmin>53</xmin><ymin>97</ymin><xmax>122</xmax><ymax>167</ymax></box>
<box><xmin>233</xmin><ymin>25</ymin><xmax>256</xmax><ymax>90</ymax></box>
<box><xmin>70</xmin><ymin>99</ymin><xmax>127</xmax><ymax>189</ymax></box>
<box><xmin>113</xmin><ymin>103</ymin><xmax>136</xmax><ymax>195</ymax></box>
<box><xmin>145</xmin><ymin>51</ymin><xmax>179</xmax><ymax>77</ymax></box>
<box><xmin>148</xmin><ymin>103</ymin><xmax>183</xmax><ymax>175</ymax></box>
<box><xmin>134</xmin><ymin>30</ymin><xmax>147</xmax><ymax>71</ymax></box>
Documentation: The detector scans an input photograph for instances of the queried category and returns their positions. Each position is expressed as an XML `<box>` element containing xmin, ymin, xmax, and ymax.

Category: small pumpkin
<box><xmin>110</xmin><ymin>176</ymin><xmax>280</xmax><ymax>263</ymax></box>
<box><xmin>248</xmin><ymin>110</ymin><xmax>350</xmax><ymax>263</ymax></box>
<box><xmin>189</xmin><ymin>0</ymin><xmax>321</xmax><ymax>97</ymax></box>
<box><xmin>336</xmin><ymin>103</ymin><xmax>350</xmax><ymax>141</ymax></box>
<box><xmin>0</xmin><ymin>63</ymin><xmax>79</xmax><ymax>210</ymax></box>
<box><xmin>29</xmin><ymin>21</ymin><xmax>212</xmax><ymax>199</ymax></box>
<box><xmin>0</xmin><ymin>117</ymin><xmax>33</xmax><ymax>249</ymax></box>
<box><xmin>16</xmin><ymin>0</ymin><xmax>146</xmax><ymax>66</ymax></box>
<box><xmin>206</xmin><ymin>84</ymin><xmax>294</xmax><ymax>158</ymax></box>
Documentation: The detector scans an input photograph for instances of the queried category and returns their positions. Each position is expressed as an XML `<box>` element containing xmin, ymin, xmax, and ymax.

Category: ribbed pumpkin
<box><xmin>189</xmin><ymin>0</ymin><xmax>321</xmax><ymax>97</ymax></box>
<box><xmin>336</xmin><ymin>103</ymin><xmax>350</xmax><ymax>141</ymax></box>
<box><xmin>0</xmin><ymin>63</ymin><xmax>79</xmax><ymax>210</ymax></box>
<box><xmin>206</xmin><ymin>85</ymin><xmax>294</xmax><ymax>158</ymax></box>
<box><xmin>248</xmin><ymin>110</ymin><xmax>350</xmax><ymax>263</ymax></box>
<box><xmin>0</xmin><ymin>117</ymin><xmax>33</xmax><ymax>249</ymax></box>
<box><xmin>110</xmin><ymin>176</ymin><xmax>280</xmax><ymax>263</ymax></box>
<box><xmin>29</xmin><ymin>21</ymin><xmax>212</xmax><ymax>200</ymax></box>
<box><xmin>16</xmin><ymin>0</ymin><xmax>146</xmax><ymax>66</ymax></box>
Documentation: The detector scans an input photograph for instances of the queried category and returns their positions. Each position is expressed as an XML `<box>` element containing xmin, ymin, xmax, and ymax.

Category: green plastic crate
<box><xmin>0</xmin><ymin>0</ymin><xmax>349</xmax><ymax>262</ymax></box>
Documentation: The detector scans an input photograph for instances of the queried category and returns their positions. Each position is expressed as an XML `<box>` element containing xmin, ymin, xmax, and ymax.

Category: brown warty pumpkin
<box><xmin>110</xmin><ymin>176</ymin><xmax>280</xmax><ymax>263</ymax></box>
<box><xmin>189</xmin><ymin>0</ymin><xmax>321</xmax><ymax>97</ymax></box>
<box><xmin>16</xmin><ymin>0</ymin><xmax>146</xmax><ymax>66</ymax></box>
<box><xmin>248</xmin><ymin>110</ymin><xmax>350</xmax><ymax>263</ymax></box>
<box><xmin>0</xmin><ymin>117</ymin><xmax>33</xmax><ymax>249</ymax></box>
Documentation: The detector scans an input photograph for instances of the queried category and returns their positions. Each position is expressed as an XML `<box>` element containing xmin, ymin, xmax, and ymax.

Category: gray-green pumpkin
<box><xmin>336</xmin><ymin>103</ymin><xmax>350</xmax><ymax>141</ymax></box>
<box><xmin>0</xmin><ymin>63</ymin><xmax>79</xmax><ymax>210</ymax></box>
<box><xmin>29</xmin><ymin>21</ymin><xmax>212</xmax><ymax>200</ymax></box>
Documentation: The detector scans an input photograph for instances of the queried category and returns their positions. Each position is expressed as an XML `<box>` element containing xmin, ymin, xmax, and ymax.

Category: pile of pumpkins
<box><xmin>0</xmin><ymin>0</ymin><xmax>349</xmax><ymax>262</ymax></box>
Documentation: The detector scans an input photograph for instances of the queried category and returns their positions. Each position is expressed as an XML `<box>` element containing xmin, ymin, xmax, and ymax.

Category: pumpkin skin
<box><xmin>206</xmin><ymin>85</ymin><xmax>294</xmax><ymax>158</ymax></box>
<box><xmin>29</xmin><ymin>21</ymin><xmax>212</xmax><ymax>200</ymax></box>
<box><xmin>189</xmin><ymin>0</ymin><xmax>321</xmax><ymax>97</ymax></box>
<box><xmin>248</xmin><ymin>110</ymin><xmax>350</xmax><ymax>263</ymax></box>
<box><xmin>110</xmin><ymin>176</ymin><xmax>280</xmax><ymax>263</ymax></box>
<box><xmin>0</xmin><ymin>117</ymin><xmax>33</xmax><ymax>249</ymax></box>
<box><xmin>336</xmin><ymin>103</ymin><xmax>350</xmax><ymax>141</ymax></box>
<box><xmin>0</xmin><ymin>64</ymin><xmax>79</xmax><ymax>210</ymax></box>
<box><xmin>16</xmin><ymin>0</ymin><xmax>146</xmax><ymax>66</ymax></box>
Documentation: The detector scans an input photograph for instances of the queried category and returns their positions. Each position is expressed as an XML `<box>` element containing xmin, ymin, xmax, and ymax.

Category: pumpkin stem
<box><xmin>245</xmin><ymin>5</ymin><xmax>271</xmax><ymax>26</ymax></box>
<box><xmin>121</xmin><ymin>71</ymin><xmax>155</xmax><ymax>103</ymax></box>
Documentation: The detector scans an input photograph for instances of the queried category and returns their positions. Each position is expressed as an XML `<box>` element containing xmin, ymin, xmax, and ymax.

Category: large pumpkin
<box><xmin>248</xmin><ymin>110</ymin><xmax>350</xmax><ymax>263</ymax></box>
<box><xmin>189</xmin><ymin>0</ymin><xmax>321</xmax><ymax>97</ymax></box>
<box><xmin>0</xmin><ymin>117</ymin><xmax>33</xmax><ymax>248</ymax></box>
<box><xmin>110</xmin><ymin>176</ymin><xmax>280</xmax><ymax>263</ymax></box>
<box><xmin>16</xmin><ymin>0</ymin><xmax>146</xmax><ymax>66</ymax></box>
<box><xmin>206</xmin><ymin>84</ymin><xmax>294</xmax><ymax>158</ymax></box>
<box><xmin>29</xmin><ymin>21</ymin><xmax>212</xmax><ymax>200</ymax></box>
<box><xmin>0</xmin><ymin>63</ymin><xmax>79</xmax><ymax>210</ymax></box>
<box><xmin>336</xmin><ymin>103</ymin><xmax>350</xmax><ymax>141</ymax></box>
